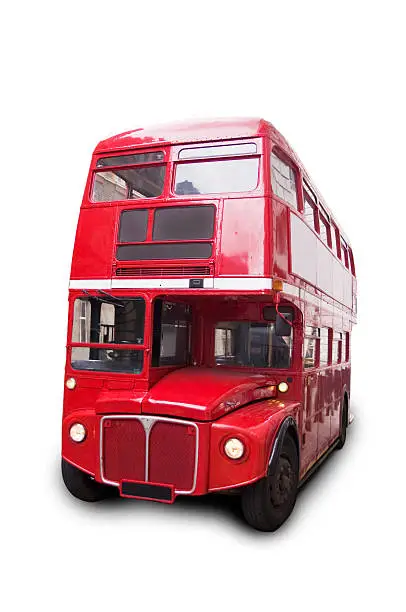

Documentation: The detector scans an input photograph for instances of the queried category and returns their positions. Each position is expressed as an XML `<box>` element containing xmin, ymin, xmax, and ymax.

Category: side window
<box><xmin>332</xmin><ymin>332</ymin><xmax>343</xmax><ymax>364</ymax></box>
<box><xmin>303</xmin><ymin>326</ymin><xmax>319</xmax><ymax>369</ymax></box>
<box><xmin>345</xmin><ymin>332</ymin><xmax>350</xmax><ymax>361</ymax></box>
<box><xmin>271</xmin><ymin>152</ymin><xmax>298</xmax><ymax>208</ymax></box>
<box><xmin>349</xmin><ymin>248</ymin><xmax>356</xmax><ymax>275</ymax></box>
<box><xmin>303</xmin><ymin>197</ymin><xmax>316</xmax><ymax>228</ymax></box>
<box><xmin>340</xmin><ymin>237</ymin><xmax>349</xmax><ymax>269</ymax></box>
<box><xmin>152</xmin><ymin>300</ymin><xmax>192</xmax><ymax>367</ymax></box>
<box><xmin>303</xmin><ymin>181</ymin><xmax>317</xmax><ymax>228</ymax></box>
<box><xmin>319</xmin><ymin>328</ymin><xmax>330</xmax><ymax>366</ymax></box>
<box><xmin>331</xmin><ymin>224</ymin><xmax>339</xmax><ymax>257</ymax></box>
<box><xmin>319</xmin><ymin>214</ymin><xmax>331</xmax><ymax>247</ymax></box>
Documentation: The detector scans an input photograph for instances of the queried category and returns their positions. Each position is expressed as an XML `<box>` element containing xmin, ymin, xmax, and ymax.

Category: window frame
<box><xmin>69</xmin><ymin>295</ymin><xmax>147</xmax><ymax>375</ymax></box>
<box><xmin>151</xmin><ymin>299</ymin><xmax>193</xmax><ymax>368</ymax></box>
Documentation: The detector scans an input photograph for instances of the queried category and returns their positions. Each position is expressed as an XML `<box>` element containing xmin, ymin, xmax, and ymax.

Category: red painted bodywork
<box><xmin>63</xmin><ymin>118</ymin><xmax>356</xmax><ymax>499</ymax></box>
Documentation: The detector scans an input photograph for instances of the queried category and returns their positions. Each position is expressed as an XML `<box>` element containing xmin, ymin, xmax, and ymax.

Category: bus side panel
<box><xmin>217</xmin><ymin>197</ymin><xmax>266</xmax><ymax>276</ymax></box>
<box><xmin>70</xmin><ymin>207</ymin><xmax>116</xmax><ymax>279</ymax></box>
<box><xmin>272</xmin><ymin>198</ymin><xmax>290</xmax><ymax>279</ymax></box>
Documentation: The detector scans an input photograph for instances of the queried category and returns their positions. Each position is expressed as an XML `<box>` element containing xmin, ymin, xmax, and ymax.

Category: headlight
<box><xmin>69</xmin><ymin>423</ymin><xmax>86</xmax><ymax>443</ymax></box>
<box><xmin>224</xmin><ymin>437</ymin><xmax>245</xmax><ymax>460</ymax></box>
<box><xmin>278</xmin><ymin>382</ymin><xmax>289</xmax><ymax>393</ymax></box>
<box><xmin>66</xmin><ymin>377</ymin><xmax>76</xmax><ymax>390</ymax></box>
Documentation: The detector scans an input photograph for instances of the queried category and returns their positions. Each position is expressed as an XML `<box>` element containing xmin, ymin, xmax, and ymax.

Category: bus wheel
<box><xmin>241</xmin><ymin>435</ymin><xmax>299</xmax><ymax>531</ymax></box>
<box><xmin>336</xmin><ymin>398</ymin><xmax>348</xmax><ymax>450</ymax></box>
<box><xmin>61</xmin><ymin>459</ymin><xmax>117</xmax><ymax>502</ymax></box>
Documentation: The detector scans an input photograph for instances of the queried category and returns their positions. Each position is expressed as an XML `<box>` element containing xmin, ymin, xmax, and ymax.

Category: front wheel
<box><xmin>241</xmin><ymin>435</ymin><xmax>299</xmax><ymax>532</ymax></box>
<box><xmin>61</xmin><ymin>459</ymin><xmax>118</xmax><ymax>502</ymax></box>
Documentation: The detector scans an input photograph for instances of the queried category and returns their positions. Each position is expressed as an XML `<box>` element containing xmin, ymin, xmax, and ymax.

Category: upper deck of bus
<box><xmin>70</xmin><ymin>118</ymin><xmax>356</xmax><ymax>319</ymax></box>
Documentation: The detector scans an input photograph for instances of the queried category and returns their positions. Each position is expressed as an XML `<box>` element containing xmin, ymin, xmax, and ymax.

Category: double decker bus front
<box><xmin>62</xmin><ymin>118</ymin><xmax>355</xmax><ymax>531</ymax></box>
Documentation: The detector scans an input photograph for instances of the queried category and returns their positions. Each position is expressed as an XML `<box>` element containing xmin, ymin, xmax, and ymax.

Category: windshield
<box><xmin>70</xmin><ymin>296</ymin><xmax>145</xmax><ymax>373</ymax></box>
<box><xmin>215</xmin><ymin>321</ymin><xmax>292</xmax><ymax>368</ymax></box>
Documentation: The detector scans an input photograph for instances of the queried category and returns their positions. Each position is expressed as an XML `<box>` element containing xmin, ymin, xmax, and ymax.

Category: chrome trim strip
<box><xmin>99</xmin><ymin>414</ymin><xmax>199</xmax><ymax>495</ymax></box>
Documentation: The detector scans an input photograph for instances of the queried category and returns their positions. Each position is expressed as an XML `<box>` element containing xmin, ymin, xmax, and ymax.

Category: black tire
<box><xmin>61</xmin><ymin>458</ymin><xmax>118</xmax><ymax>502</ymax></box>
<box><xmin>241</xmin><ymin>435</ymin><xmax>299</xmax><ymax>532</ymax></box>
<box><xmin>336</xmin><ymin>398</ymin><xmax>348</xmax><ymax>450</ymax></box>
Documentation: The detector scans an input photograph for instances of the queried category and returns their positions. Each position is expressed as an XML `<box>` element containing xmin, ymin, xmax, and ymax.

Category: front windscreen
<box><xmin>174</xmin><ymin>158</ymin><xmax>259</xmax><ymax>195</ymax></box>
<box><xmin>215</xmin><ymin>321</ymin><xmax>292</xmax><ymax>368</ymax></box>
<box><xmin>70</xmin><ymin>297</ymin><xmax>145</xmax><ymax>373</ymax></box>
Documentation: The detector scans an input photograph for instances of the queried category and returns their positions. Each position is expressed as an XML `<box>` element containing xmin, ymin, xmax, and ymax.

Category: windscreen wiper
<box><xmin>81</xmin><ymin>290</ymin><xmax>125</xmax><ymax>308</ymax></box>
<box><xmin>98</xmin><ymin>290</ymin><xmax>125</xmax><ymax>306</ymax></box>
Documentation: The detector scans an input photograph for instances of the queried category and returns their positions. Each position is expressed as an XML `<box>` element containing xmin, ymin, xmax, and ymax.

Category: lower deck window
<box><xmin>71</xmin><ymin>347</ymin><xmax>143</xmax><ymax>373</ymax></box>
<box><xmin>70</xmin><ymin>296</ymin><xmax>145</xmax><ymax>373</ymax></box>
<box><xmin>152</xmin><ymin>300</ymin><xmax>192</xmax><ymax>366</ymax></box>
<box><xmin>215</xmin><ymin>321</ymin><xmax>292</xmax><ymax>368</ymax></box>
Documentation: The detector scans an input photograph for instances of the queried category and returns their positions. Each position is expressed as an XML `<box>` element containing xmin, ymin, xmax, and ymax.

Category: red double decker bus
<box><xmin>62</xmin><ymin>118</ymin><xmax>356</xmax><ymax>531</ymax></box>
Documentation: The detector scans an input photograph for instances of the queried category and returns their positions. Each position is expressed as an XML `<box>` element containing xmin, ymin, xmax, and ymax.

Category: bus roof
<box><xmin>94</xmin><ymin>117</ymin><xmax>351</xmax><ymax>245</ymax></box>
<box><xmin>94</xmin><ymin>117</ymin><xmax>272</xmax><ymax>153</ymax></box>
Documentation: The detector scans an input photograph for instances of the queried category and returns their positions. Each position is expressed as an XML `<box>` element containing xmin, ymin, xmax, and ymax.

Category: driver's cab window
<box><xmin>152</xmin><ymin>300</ymin><xmax>192</xmax><ymax>367</ymax></box>
<box><xmin>215</xmin><ymin>319</ymin><xmax>292</xmax><ymax>369</ymax></box>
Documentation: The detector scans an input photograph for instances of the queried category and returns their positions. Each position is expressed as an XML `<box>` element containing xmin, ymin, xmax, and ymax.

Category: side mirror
<box><xmin>275</xmin><ymin>313</ymin><xmax>292</xmax><ymax>337</ymax></box>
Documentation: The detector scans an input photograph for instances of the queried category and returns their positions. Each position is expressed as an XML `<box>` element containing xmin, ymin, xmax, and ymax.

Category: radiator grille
<box><xmin>102</xmin><ymin>419</ymin><xmax>146</xmax><ymax>483</ymax></box>
<box><xmin>115</xmin><ymin>265</ymin><xmax>211</xmax><ymax>277</ymax></box>
<box><xmin>149</xmin><ymin>422</ymin><xmax>196</xmax><ymax>492</ymax></box>
<box><xmin>101</xmin><ymin>416</ymin><xmax>198</xmax><ymax>494</ymax></box>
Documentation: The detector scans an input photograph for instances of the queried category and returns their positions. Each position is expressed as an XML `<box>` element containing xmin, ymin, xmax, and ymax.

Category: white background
<box><xmin>2</xmin><ymin>1</ymin><xmax>405</xmax><ymax>610</ymax></box>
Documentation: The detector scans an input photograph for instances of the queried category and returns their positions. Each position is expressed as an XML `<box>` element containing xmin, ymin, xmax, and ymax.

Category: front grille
<box><xmin>149</xmin><ymin>421</ymin><xmax>197</xmax><ymax>491</ymax></box>
<box><xmin>115</xmin><ymin>265</ymin><xmax>211</xmax><ymax>277</ymax></box>
<box><xmin>101</xmin><ymin>416</ymin><xmax>198</xmax><ymax>494</ymax></box>
<box><xmin>103</xmin><ymin>419</ymin><xmax>146</xmax><ymax>483</ymax></box>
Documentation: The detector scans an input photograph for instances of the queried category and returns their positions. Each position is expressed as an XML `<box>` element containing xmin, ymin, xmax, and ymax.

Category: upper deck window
<box><xmin>271</xmin><ymin>152</ymin><xmax>297</xmax><ymax>208</ymax></box>
<box><xmin>96</xmin><ymin>151</ymin><xmax>164</xmax><ymax>167</ymax></box>
<box><xmin>174</xmin><ymin>158</ymin><xmax>259</xmax><ymax>195</ymax></box>
<box><xmin>319</xmin><ymin>214</ymin><xmax>331</xmax><ymax>247</ymax></box>
<box><xmin>92</xmin><ymin>151</ymin><xmax>166</xmax><ymax>202</ymax></box>
<box><xmin>304</xmin><ymin>197</ymin><xmax>316</xmax><ymax>228</ymax></box>
<box><xmin>340</xmin><ymin>237</ymin><xmax>350</xmax><ymax>269</ymax></box>
<box><xmin>331</xmin><ymin>223</ymin><xmax>339</xmax><ymax>256</ymax></box>
<box><xmin>178</xmin><ymin>143</ymin><xmax>256</xmax><ymax>160</ymax></box>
